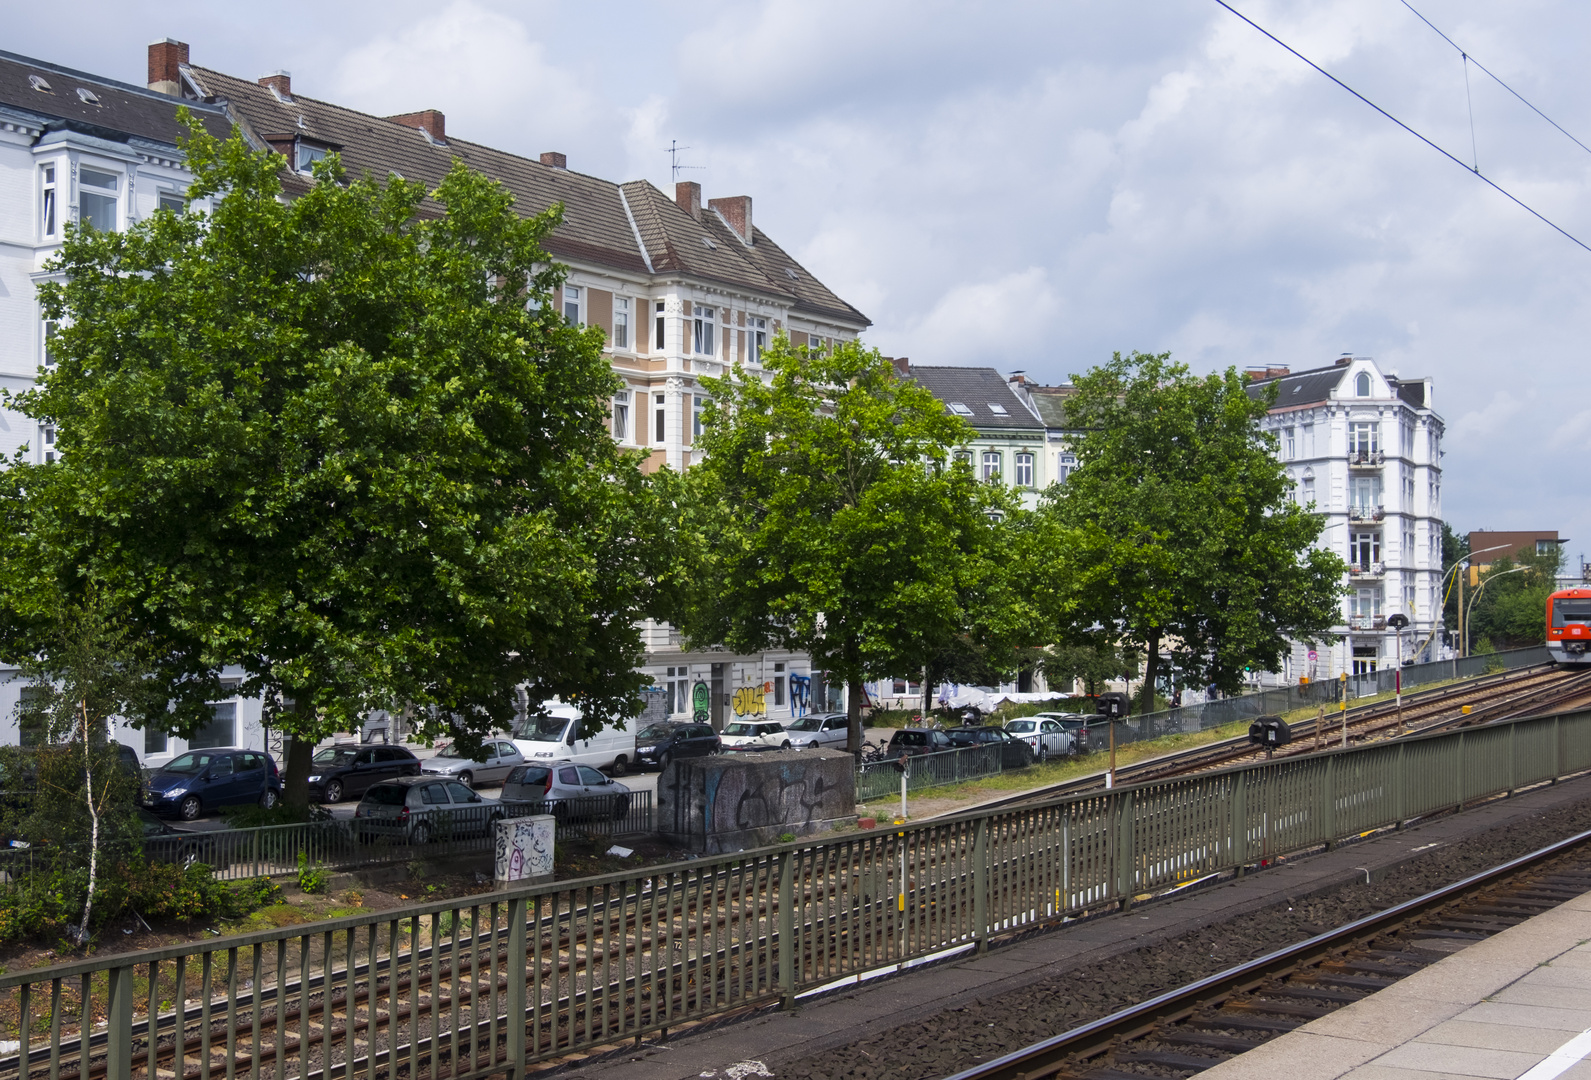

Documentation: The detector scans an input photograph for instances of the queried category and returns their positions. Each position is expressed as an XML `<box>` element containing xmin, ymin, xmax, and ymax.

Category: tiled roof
<box><xmin>185</xmin><ymin>66</ymin><xmax>868</xmax><ymax>327</ymax></box>
<box><xmin>0</xmin><ymin>49</ymin><xmax>230</xmax><ymax>146</ymax></box>
<box><xmin>910</xmin><ymin>366</ymin><xmax>1043</xmax><ymax>430</ymax></box>
<box><xmin>1025</xmin><ymin>385</ymin><xmax>1078</xmax><ymax>428</ymax></box>
<box><xmin>1245</xmin><ymin>364</ymin><xmax>1347</xmax><ymax>409</ymax></box>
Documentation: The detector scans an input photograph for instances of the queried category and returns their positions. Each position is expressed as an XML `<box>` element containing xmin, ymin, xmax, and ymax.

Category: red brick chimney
<box><xmin>675</xmin><ymin>181</ymin><xmax>702</xmax><ymax>220</ymax></box>
<box><xmin>387</xmin><ymin>110</ymin><xmax>446</xmax><ymax>143</ymax></box>
<box><xmin>540</xmin><ymin>151</ymin><xmax>566</xmax><ymax>169</ymax></box>
<box><xmin>709</xmin><ymin>196</ymin><xmax>753</xmax><ymax>244</ymax></box>
<box><xmin>258</xmin><ymin>70</ymin><xmax>292</xmax><ymax>101</ymax></box>
<box><xmin>147</xmin><ymin>39</ymin><xmax>188</xmax><ymax>97</ymax></box>
<box><xmin>891</xmin><ymin>356</ymin><xmax>911</xmax><ymax>375</ymax></box>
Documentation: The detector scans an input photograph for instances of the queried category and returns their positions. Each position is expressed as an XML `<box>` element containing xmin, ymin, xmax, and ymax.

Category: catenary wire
<box><xmin>1211</xmin><ymin>0</ymin><xmax>1591</xmax><ymax>257</ymax></box>
<box><xmin>1399</xmin><ymin>0</ymin><xmax>1591</xmax><ymax>160</ymax></box>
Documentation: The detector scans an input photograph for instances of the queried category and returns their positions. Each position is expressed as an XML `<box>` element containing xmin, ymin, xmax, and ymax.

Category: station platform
<box><xmin>1204</xmin><ymin>887</ymin><xmax>1591</xmax><ymax>1080</ymax></box>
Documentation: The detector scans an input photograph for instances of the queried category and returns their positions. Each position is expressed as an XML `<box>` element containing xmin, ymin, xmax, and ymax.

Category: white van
<box><xmin>509</xmin><ymin>702</ymin><xmax>638</xmax><ymax>775</ymax></box>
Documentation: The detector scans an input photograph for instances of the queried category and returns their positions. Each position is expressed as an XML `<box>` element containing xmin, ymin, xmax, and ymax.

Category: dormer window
<box><xmin>296</xmin><ymin>141</ymin><xmax>328</xmax><ymax>173</ymax></box>
<box><xmin>76</xmin><ymin>87</ymin><xmax>101</xmax><ymax>106</ymax></box>
<box><xmin>29</xmin><ymin>75</ymin><xmax>52</xmax><ymax>94</ymax></box>
<box><xmin>1356</xmin><ymin>372</ymin><xmax>1372</xmax><ymax>396</ymax></box>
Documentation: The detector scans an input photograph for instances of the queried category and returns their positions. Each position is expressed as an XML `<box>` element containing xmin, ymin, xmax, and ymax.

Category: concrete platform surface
<box><xmin>1202</xmin><ymin>886</ymin><xmax>1591</xmax><ymax>1080</ymax></box>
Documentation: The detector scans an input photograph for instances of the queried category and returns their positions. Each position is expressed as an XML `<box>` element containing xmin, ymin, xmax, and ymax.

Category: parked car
<box><xmin>307</xmin><ymin>744</ymin><xmax>422</xmax><ymax>804</ymax></box>
<box><xmin>510</xmin><ymin>702</ymin><xmax>638</xmax><ymax>775</ymax></box>
<box><xmin>1003</xmin><ymin>717</ymin><xmax>1076</xmax><ymax>762</ymax></box>
<box><xmin>719</xmin><ymin>719</ymin><xmax>791</xmax><ymax>752</ymax></box>
<box><xmin>1033</xmin><ymin>712</ymin><xmax>1095</xmax><ymax>753</ymax></box>
<box><xmin>354</xmin><ymin>776</ymin><xmax>499</xmax><ymax>844</ymax></box>
<box><xmin>142</xmin><ymin>748</ymin><xmax>281</xmax><ymax>821</ymax></box>
<box><xmin>945</xmin><ymin>726</ymin><xmax>1035</xmax><ymax>769</ymax></box>
<box><xmin>784</xmin><ymin>712</ymin><xmax>849</xmax><ymax>750</ymax></box>
<box><xmin>421</xmin><ymin>739</ymin><xmax>525</xmax><ymax>787</ymax></box>
<box><xmin>138</xmin><ymin>808</ymin><xmax>220</xmax><ymax>867</ymax></box>
<box><xmin>885</xmin><ymin>728</ymin><xmax>956</xmax><ymax>757</ymax></box>
<box><xmin>634</xmin><ymin>722</ymin><xmax>721</xmax><ymax>770</ymax></box>
<box><xmin>500</xmin><ymin>763</ymin><xmax>633</xmax><ymax>820</ymax></box>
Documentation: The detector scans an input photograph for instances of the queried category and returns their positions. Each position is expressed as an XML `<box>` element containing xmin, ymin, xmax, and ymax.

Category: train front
<box><xmin>1548</xmin><ymin>589</ymin><xmax>1591</xmax><ymax>663</ymax></box>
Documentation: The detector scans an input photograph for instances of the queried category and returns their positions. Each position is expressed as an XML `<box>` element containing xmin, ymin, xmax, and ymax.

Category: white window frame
<box><xmin>692</xmin><ymin>395</ymin><xmax>706</xmax><ymax>439</ymax></box>
<box><xmin>749</xmin><ymin>317</ymin><xmax>767</xmax><ymax>363</ymax></box>
<box><xmin>1349</xmin><ymin>421</ymin><xmax>1380</xmax><ymax>455</ymax></box>
<box><xmin>655</xmin><ymin>302</ymin><xmax>666</xmax><ymax>352</ymax></box>
<box><xmin>1014</xmin><ymin>452</ymin><xmax>1034</xmax><ymax>488</ymax></box>
<box><xmin>981</xmin><ymin>451</ymin><xmax>1002</xmax><ymax>484</ymax></box>
<box><xmin>654</xmin><ymin>393</ymin><xmax>666</xmax><ymax>445</ymax></box>
<box><xmin>39</xmin><ymin>423</ymin><xmax>57</xmax><ymax>465</ymax></box>
<box><xmin>563</xmin><ymin>285</ymin><xmax>582</xmax><ymax>325</ymax></box>
<box><xmin>78</xmin><ymin>165</ymin><xmax>120</xmax><ymax>233</ymax></box>
<box><xmin>612</xmin><ymin>296</ymin><xmax>629</xmax><ymax>350</ymax></box>
<box><xmin>1283</xmin><ymin>426</ymin><xmax>1295</xmax><ymax>460</ymax></box>
<box><xmin>40</xmin><ymin>163</ymin><xmax>58</xmax><ymax>240</ymax></box>
<box><xmin>1056</xmin><ymin>453</ymin><xmax>1076</xmax><ymax>483</ymax></box>
<box><xmin>41</xmin><ymin>321</ymin><xmax>58</xmax><ymax>371</ymax></box>
<box><xmin>612</xmin><ymin>390</ymin><xmax>630</xmax><ymax>443</ymax></box>
<box><xmin>296</xmin><ymin>141</ymin><xmax>327</xmax><ymax>173</ymax></box>
<box><xmin>693</xmin><ymin>305</ymin><xmax>716</xmax><ymax>356</ymax></box>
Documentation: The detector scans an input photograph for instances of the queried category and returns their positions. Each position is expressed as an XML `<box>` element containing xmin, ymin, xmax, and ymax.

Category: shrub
<box><xmin>228</xmin><ymin>877</ymin><xmax>284</xmax><ymax>914</ymax></box>
<box><xmin>296</xmin><ymin>851</ymin><xmax>330</xmax><ymax>895</ymax></box>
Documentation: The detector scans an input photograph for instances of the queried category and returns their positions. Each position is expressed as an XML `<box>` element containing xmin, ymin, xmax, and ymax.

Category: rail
<box><xmin>5</xmin><ymin>703</ymin><xmax>1591</xmax><ymax>1079</ymax></box>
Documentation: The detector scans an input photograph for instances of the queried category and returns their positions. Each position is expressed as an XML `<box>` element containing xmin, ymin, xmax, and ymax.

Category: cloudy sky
<box><xmin>10</xmin><ymin>1</ymin><xmax>1591</xmax><ymax>558</ymax></box>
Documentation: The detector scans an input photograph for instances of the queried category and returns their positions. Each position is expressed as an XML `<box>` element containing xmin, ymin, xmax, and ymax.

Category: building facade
<box><xmin>1247</xmin><ymin>356</ymin><xmax>1446</xmax><ymax>680</ymax></box>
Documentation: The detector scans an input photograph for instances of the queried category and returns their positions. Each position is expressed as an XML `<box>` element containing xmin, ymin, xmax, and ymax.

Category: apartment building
<box><xmin>905</xmin><ymin>363</ymin><xmax>1051</xmax><ymax>510</ymax></box>
<box><xmin>1246</xmin><ymin>356</ymin><xmax>1446</xmax><ymax>680</ymax></box>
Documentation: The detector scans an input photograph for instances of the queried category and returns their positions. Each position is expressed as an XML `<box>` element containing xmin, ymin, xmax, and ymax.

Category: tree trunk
<box><xmin>281</xmin><ymin>701</ymin><xmax>317</xmax><ymax>808</ymax></box>
<box><xmin>847</xmin><ymin>675</ymin><xmax>865</xmax><ymax>757</ymax></box>
<box><xmin>1140</xmin><ymin>627</ymin><xmax>1161</xmax><ymax>715</ymax></box>
<box><xmin>75</xmin><ymin>700</ymin><xmax>99</xmax><ymax>946</ymax></box>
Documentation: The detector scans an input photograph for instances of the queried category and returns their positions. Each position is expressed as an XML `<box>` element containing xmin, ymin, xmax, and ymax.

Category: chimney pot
<box><xmin>386</xmin><ymin>110</ymin><xmax>446</xmax><ymax>143</ymax></box>
<box><xmin>676</xmin><ymin>181</ymin><xmax>702</xmax><ymax>220</ymax></box>
<box><xmin>258</xmin><ymin>70</ymin><xmax>292</xmax><ymax>101</ymax></box>
<box><xmin>708</xmin><ymin>195</ymin><xmax>753</xmax><ymax>244</ymax></box>
<box><xmin>147</xmin><ymin>38</ymin><xmax>189</xmax><ymax>96</ymax></box>
<box><xmin>539</xmin><ymin>151</ymin><xmax>567</xmax><ymax>169</ymax></box>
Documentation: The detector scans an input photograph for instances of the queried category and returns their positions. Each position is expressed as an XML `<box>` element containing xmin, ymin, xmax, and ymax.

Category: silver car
<box><xmin>1003</xmin><ymin>717</ymin><xmax>1076</xmax><ymax>762</ymax></box>
<box><xmin>354</xmin><ymin>776</ymin><xmax>500</xmax><ymax>844</ymax></box>
<box><xmin>420</xmin><ymin>738</ymin><xmax>525</xmax><ymax>787</ymax></box>
<box><xmin>500</xmin><ymin>763</ymin><xmax>633</xmax><ymax>821</ymax></box>
<box><xmin>784</xmin><ymin>712</ymin><xmax>849</xmax><ymax>750</ymax></box>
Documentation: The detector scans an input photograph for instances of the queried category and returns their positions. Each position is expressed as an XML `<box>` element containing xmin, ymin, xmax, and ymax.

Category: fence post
<box><xmin>973</xmin><ymin>817</ymin><xmax>990</xmax><ymax>953</ymax></box>
<box><xmin>1117</xmin><ymin>790</ymin><xmax>1136</xmax><ymax>911</ymax></box>
<box><xmin>1455</xmin><ymin>731</ymin><xmax>1467</xmax><ymax>813</ymax></box>
<box><xmin>1554</xmin><ymin>715</ymin><xmax>1563</xmax><ymax>782</ymax></box>
<box><xmin>1321</xmin><ymin>754</ymin><xmax>1338</xmax><ymax>850</ymax></box>
<box><xmin>1231</xmin><ymin>771</ymin><xmax>1248</xmax><ymax>877</ymax></box>
<box><xmin>1508</xmin><ymin>722</ymin><xmax>1517</xmax><ymax>796</ymax></box>
<box><xmin>106</xmin><ymin>964</ymin><xmax>134</xmax><ymax>1080</ymax></box>
<box><xmin>778</xmin><ymin>851</ymin><xmax>795</xmax><ymax>1006</ymax></box>
<box><xmin>506</xmin><ymin>893</ymin><xmax>528</xmax><ymax>1075</ymax></box>
<box><xmin>1395</xmin><ymin>742</ymin><xmax>1407</xmax><ymax>827</ymax></box>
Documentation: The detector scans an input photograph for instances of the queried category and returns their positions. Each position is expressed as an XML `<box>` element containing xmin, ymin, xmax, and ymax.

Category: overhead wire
<box><xmin>1210</xmin><ymin>0</ymin><xmax>1591</xmax><ymax>257</ymax></box>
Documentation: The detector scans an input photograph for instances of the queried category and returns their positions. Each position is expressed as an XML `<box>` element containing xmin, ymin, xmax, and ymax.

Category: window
<box><xmin>987</xmin><ymin>403</ymin><xmax>1008</xmax><ymax>416</ymax></box>
<box><xmin>749</xmin><ymin>317</ymin><xmax>767</xmax><ymax>363</ymax></box>
<box><xmin>1283</xmin><ymin>427</ymin><xmax>1295</xmax><ymax>460</ymax></box>
<box><xmin>563</xmin><ymin>285</ymin><xmax>581</xmax><ymax>325</ymax></box>
<box><xmin>1351</xmin><ymin>476</ymin><xmax>1383</xmax><ymax>511</ymax></box>
<box><xmin>1350</xmin><ymin>532</ymin><xmax>1381</xmax><ymax>569</ymax></box>
<box><xmin>296</xmin><ymin>142</ymin><xmax>327</xmax><ymax>172</ymax></box>
<box><xmin>145</xmin><ymin>727</ymin><xmax>168</xmax><ymax>755</ymax></box>
<box><xmin>655</xmin><ymin>302</ymin><xmax>666</xmax><ymax>351</ymax></box>
<box><xmin>78</xmin><ymin>168</ymin><xmax>118</xmax><ymax>232</ymax></box>
<box><xmin>665</xmin><ymin>667</ymin><xmax>689</xmax><ymax>714</ymax></box>
<box><xmin>692</xmin><ymin>305</ymin><xmax>715</xmax><ymax>355</ymax></box>
<box><xmin>774</xmin><ymin>676</ymin><xmax>785</xmax><ymax>706</ymax></box>
<box><xmin>981</xmin><ymin>452</ymin><xmax>1002</xmax><ymax>483</ymax></box>
<box><xmin>1356</xmin><ymin>372</ymin><xmax>1372</xmax><ymax>396</ymax></box>
<box><xmin>42</xmin><ymin>321</ymin><xmax>57</xmax><ymax>370</ymax></box>
<box><xmin>1302</xmin><ymin>475</ymin><xmax>1316</xmax><ymax>505</ymax></box>
<box><xmin>954</xmin><ymin>450</ymin><xmax>973</xmax><ymax>467</ymax></box>
<box><xmin>1351</xmin><ymin>588</ymin><xmax>1383</xmax><ymax>617</ymax></box>
<box><xmin>612</xmin><ymin>296</ymin><xmax>629</xmax><ymax>349</ymax></box>
<box><xmin>1538</xmin><ymin>539</ymin><xmax>1556</xmax><ymax>555</ymax></box>
<box><xmin>40</xmin><ymin>164</ymin><xmax>56</xmax><ymax>238</ymax></box>
<box><xmin>1056</xmin><ymin>453</ymin><xmax>1076</xmax><ymax>483</ymax></box>
<box><xmin>157</xmin><ymin>191</ymin><xmax>185</xmax><ymax>214</ymax></box>
<box><xmin>190</xmin><ymin>702</ymin><xmax>237</xmax><ymax>749</ymax></box>
<box><xmin>692</xmin><ymin>395</ymin><xmax>706</xmax><ymax>439</ymax></box>
<box><xmin>1014</xmin><ymin>452</ymin><xmax>1034</xmax><ymax>487</ymax></box>
<box><xmin>39</xmin><ymin>425</ymin><xmax>57</xmax><ymax>464</ymax></box>
<box><xmin>1349</xmin><ymin>422</ymin><xmax>1379</xmax><ymax>455</ymax></box>
<box><xmin>1302</xmin><ymin>422</ymin><xmax>1314</xmax><ymax>457</ymax></box>
<box><xmin>611</xmin><ymin>391</ymin><xmax>630</xmax><ymax>442</ymax></box>
<box><xmin>947</xmin><ymin>402</ymin><xmax>973</xmax><ymax>416</ymax></box>
<box><xmin>654</xmin><ymin>393</ymin><xmax>666</xmax><ymax>444</ymax></box>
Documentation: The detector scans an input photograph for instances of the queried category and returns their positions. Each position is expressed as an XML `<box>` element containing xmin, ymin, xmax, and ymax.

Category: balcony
<box><xmin>1349</xmin><ymin>615</ymin><xmax>1387</xmax><ymax>633</ymax></box>
<box><xmin>1349</xmin><ymin>562</ymin><xmax>1386</xmax><ymax>580</ymax></box>
<box><xmin>1348</xmin><ymin>450</ymin><xmax>1385</xmax><ymax>469</ymax></box>
<box><xmin>1349</xmin><ymin>505</ymin><xmax>1386</xmax><ymax>523</ymax></box>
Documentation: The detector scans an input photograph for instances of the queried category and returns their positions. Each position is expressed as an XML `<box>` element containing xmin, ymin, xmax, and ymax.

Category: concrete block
<box><xmin>494</xmin><ymin>814</ymin><xmax>555</xmax><ymax>886</ymax></box>
<box><xmin>657</xmin><ymin>749</ymin><xmax>855</xmax><ymax>853</ymax></box>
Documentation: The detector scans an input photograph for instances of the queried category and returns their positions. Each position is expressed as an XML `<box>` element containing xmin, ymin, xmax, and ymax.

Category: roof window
<box><xmin>987</xmin><ymin>403</ymin><xmax>1008</xmax><ymax>415</ymax></box>
<box><xmin>29</xmin><ymin>75</ymin><xmax>52</xmax><ymax>94</ymax></box>
<box><xmin>784</xmin><ymin>268</ymin><xmax>799</xmax><ymax>280</ymax></box>
<box><xmin>948</xmin><ymin>402</ymin><xmax>973</xmax><ymax>416</ymax></box>
<box><xmin>700</xmin><ymin>236</ymin><xmax>717</xmax><ymax>250</ymax></box>
<box><xmin>76</xmin><ymin>87</ymin><xmax>101</xmax><ymax>106</ymax></box>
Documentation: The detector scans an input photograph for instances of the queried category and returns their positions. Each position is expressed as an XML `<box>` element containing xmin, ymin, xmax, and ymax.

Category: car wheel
<box><xmin>610</xmin><ymin>756</ymin><xmax>628</xmax><ymax>777</ymax></box>
<box><xmin>612</xmin><ymin>796</ymin><xmax>631</xmax><ymax>821</ymax></box>
<box><xmin>182</xmin><ymin>843</ymin><xmax>201</xmax><ymax>869</ymax></box>
<box><xmin>457</xmin><ymin>771</ymin><xmax>473</xmax><ymax>788</ymax></box>
<box><xmin>323</xmin><ymin>780</ymin><xmax>343</xmax><ymax>804</ymax></box>
<box><xmin>411</xmin><ymin>822</ymin><xmax>431</xmax><ymax>845</ymax></box>
<box><xmin>179</xmin><ymin>795</ymin><xmax>202</xmax><ymax>821</ymax></box>
<box><xmin>781</xmin><ymin>741</ymin><xmax>791</xmax><ymax>750</ymax></box>
<box><xmin>657</xmin><ymin>751</ymin><xmax>672</xmax><ymax>771</ymax></box>
<box><xmin>259</xmin><ymin>788</ymin><xmax>279</xmax><ymax>809</ymax></box>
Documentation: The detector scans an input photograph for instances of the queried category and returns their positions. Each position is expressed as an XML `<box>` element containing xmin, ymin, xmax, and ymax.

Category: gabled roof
<box><xmin>183</xmin><ymin>66</ymin><xmax>868</xmax><ymax>327</ymax></box>
<box><xmin>910</xmin><ymin>366</ymin><xmax>1043</xmax><ymax>431</ymax></box>
<box><xmin>0</xmin><ymin>49</ymin><xmax>230</xmax><ymax>147</ymax></box>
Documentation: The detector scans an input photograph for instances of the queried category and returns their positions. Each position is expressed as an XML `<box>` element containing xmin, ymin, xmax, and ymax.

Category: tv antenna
<box><xmin>665</xmin><ymin>140</ymin><xmax>703</xmax><ymax>182</ymax></box>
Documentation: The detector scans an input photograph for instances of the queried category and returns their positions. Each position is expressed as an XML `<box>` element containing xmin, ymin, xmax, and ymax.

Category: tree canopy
<box><xmin>1467</xmin><ymin>549</ymin><xmax>1561</xmax><ymax>651</ymax></box>
<box><xmin>679</xmin><ymin>337</ymin><xmax>1013</xmax><ymax>752</ymax></box>
<box><xmin>1037</xmin><ymin>351</ymin><xmax>1345</xmax><ymax>709</ymax></box>
<box><xmin>0</xmin><ymin>116</ymin><xmax>672</xmax><ymax>802</ymax></box>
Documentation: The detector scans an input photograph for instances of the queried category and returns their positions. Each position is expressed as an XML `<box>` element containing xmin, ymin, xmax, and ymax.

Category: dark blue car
<box><xmin>142</xmin><ymin>748</ymin><xmax>281</xmax><ymax>821</ymax></box>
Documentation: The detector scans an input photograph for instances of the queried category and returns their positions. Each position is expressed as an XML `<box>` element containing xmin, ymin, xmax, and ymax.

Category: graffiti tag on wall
<box><xmin>692</xmin><ymin>681</ymin><xmax>710</xmax><ymax>725</ymax></box>
<box><xmin>731</xmin><ymin>685</ymin><xmax>765</xmax><ymax>716</ymax></box>
<box><xmin>789</xmin><ymin>673</ymin><xmax>811</xmax><ymax>717</ymax></box>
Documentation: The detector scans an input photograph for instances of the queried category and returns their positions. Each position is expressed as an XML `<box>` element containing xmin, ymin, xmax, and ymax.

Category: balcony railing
<box><xmin>1348</xmin><ymin>450</ymin><xmax>1385</xmax><ymax>468</ymax></box>
<box><xmin>1349</xmin><ymin>561</ymin><xmax>1386</xmax><ymax>579</ymax></box>
<box><xmin>1350</xmin><ymin>505</ymin><xmax>1386</xmax><ymax>522</ymax></box>
<box><xmin>1349</xmin><ymin>615</ymin><xmax>1387</xmax><ymax>632</ymax></box>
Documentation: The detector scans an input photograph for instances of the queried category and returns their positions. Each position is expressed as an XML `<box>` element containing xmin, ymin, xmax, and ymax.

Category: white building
<box><xmin>1247</xmin><ymin>356</ymin><xmax>1446</xmax><ymax>680</ymax></box>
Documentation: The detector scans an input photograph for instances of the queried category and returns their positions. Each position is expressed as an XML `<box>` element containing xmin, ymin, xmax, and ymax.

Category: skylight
<box><xmin>76</xmin><ymin>87</ymin><xmax>101</xmax><ymax>106</ymax></box>
<box><xmin>784</xmin><ymin>268</ymin><xmax>799</xmax><ymax>280</ymax></box>
<box><xmin>988</xmin><ymin>403</ymin><xmax>1008</xmax><ymax>415</ymax></box>
<box><xmin>700</xmin><ymin>236</ymin><xmax>717</xmax><ymax>250</ymax></box>
<box><xmin>948</xmin><ymin>402</ymin><xmax>973</xmax><ymax>416</ymax></box>
<box><xmin>29</xmin><ymin>75</ymin><xmax>52</xmax><ymax>94</ymax></box>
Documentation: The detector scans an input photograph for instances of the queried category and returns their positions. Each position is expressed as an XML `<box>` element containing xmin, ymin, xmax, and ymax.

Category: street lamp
<box><xmin>1412</xmin><ymin>543</ymin><xmax>1512</xmax><ymax>662</ymax></box>
<box><xmin>1465</xmin><ymin>564</ymin><xmax>1530</xmax><ymax>657</ymax></box>
<box><xmin>1387</xmin><ymin>613</ymin><xmax>1408</xmax><ymax>733</ymax></box>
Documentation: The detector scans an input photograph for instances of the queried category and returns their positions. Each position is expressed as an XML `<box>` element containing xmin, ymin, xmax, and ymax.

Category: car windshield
<box><xmin>512</xmin><ymin>715</ymin><xmax>569</xmax><ymax>741</ymax></box>
<box><xmin>363</xmin><ymin>785</ymin><xmax>406</xmax><ymax>806</ymax></box>
<box><xmin>162</xmin><ymin>752</ymin><xmax>219</xmax><ymax>775</ymax></box>
<box><xmin>722</xmin><ymin>723</ymin><xmax>767</xmax><ymax>736</ymax></box>
<box><xmin>312</xmin><ymin>747</ymin><xmax>357</xmax><ymax>766</ymax></box>
<box><xmin>787</xmin><ymin>716</ymin><xmax>824</xmax><ymax>732</ymax></box>
<box><xmin>1006</xmin><ymin>720</ymin><xmax>1036</xmax><ymax>733</ymax></box>
<box><xmin>638</xmin><ymin>723</ymin><xmax>677</xmax><ymax>740</ymax></box>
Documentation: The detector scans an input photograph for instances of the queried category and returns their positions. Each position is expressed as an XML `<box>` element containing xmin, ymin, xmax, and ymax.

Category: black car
<box><xmin>945</xmin><ymin>726</ymin><xmax>1035</xmax><ymax>769</ymax></box>
<box><xmin>142</xmin><ymin>748</ymin><xmax>282</xmax><ymax>821</ymax></box>
<box><xmin>634</xmin><ymin>722</ymin><xmax>721</xmax><ymax>771</ymax></box>
<box><xmin>885</xmin><ymin>728</ymin><xmax>955</xmax><ymax>757</ymax></box>
<box><xmin>307</xmin><ymin>744</ymin><xmax>422</xmax><ymax>804</ymax></box>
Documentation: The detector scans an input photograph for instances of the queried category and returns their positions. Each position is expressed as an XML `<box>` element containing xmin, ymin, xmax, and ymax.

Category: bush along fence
<box><xmin>4</xmin><ymin>703</ymin><xmax>1589</xmax><ymax>1080</ymax></box>
<box><xmin>855</xmin><ymin>743</ymin><xmax>1004</xmax><ymax>803</ymax></box>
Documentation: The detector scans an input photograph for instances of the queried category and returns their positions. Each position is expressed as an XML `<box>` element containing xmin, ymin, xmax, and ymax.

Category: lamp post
<box><xmin>1411</xmin><ymin>544</ymin><xmax>1511</xmax><ymax>663</ymax></box>
<box><xmin>1388</xmin><ymin>613</ymin><xmax>1409</xmax><ymax>734</ymax></box>
<box><xmin>1465</xmin><ymin>564</ymin><xmax>1530</xmax><ymax>658</ymax></box>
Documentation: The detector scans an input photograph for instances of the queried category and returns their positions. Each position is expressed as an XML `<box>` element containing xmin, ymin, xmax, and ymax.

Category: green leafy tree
<box><xmin>1041</xmin><ymin>641</ymin><xmax>1140</xmax><ymax>698</ymax></box>
<box><xmin>0</xmin><ymin>117</ymin><xmax>671</xmax><ymax>805</ymax></box>
<box><xmin>1468</xmin><ymin>549</ymin><xmax>1562</xmax><ymax>650</ymax></box>
<box><xmin>680</xmin><ymin>337</ymin><xmax>1011</xmax><ymax>754</ymax></box>
<box><xmin>1038</xmin><ymin>351</ymin><xmax>1346</xmax><ymax>710</ymax></box>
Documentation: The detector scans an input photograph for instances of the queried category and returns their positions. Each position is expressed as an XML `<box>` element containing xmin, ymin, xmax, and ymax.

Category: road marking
<box><xmin>1519</xmin><ymin>1027</ymin><xmax>1591</xmax><ymax>1080</ymax></box>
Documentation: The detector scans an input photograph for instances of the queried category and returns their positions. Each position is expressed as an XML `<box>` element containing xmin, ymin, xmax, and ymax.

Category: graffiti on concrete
<box><xmin>789</xmin><ymin>673</ymin><xmax>811</xmax><ymax>716</ymax></box>
<box><xmin>731</xmin><ymin>685</ymin><xmax>766</xmax><ymax>717</ymax></box>
<box><xmin>692</xmin><ymin>680</ymin><xmax>711</xmax><ymax>725</ymax></box>
<box><xmin>657</xmin><ymin>750</ymin><xmax>855</xmax><ymax>852</ymax></box>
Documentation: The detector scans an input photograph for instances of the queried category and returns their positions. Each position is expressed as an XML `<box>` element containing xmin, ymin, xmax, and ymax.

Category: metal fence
<box><xmin>855</xmin><ymin>744</ymin><xmax>1004</xmax><ymax>803</ymax></box>
<box><xmin>5</xmin><ymin>703</ymin><xmax>1590</xmax><ymax>1080</ymax></box>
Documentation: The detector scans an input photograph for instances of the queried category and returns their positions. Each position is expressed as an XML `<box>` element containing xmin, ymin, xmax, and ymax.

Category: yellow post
<box><xmin>1339</xmin><ymin>671</ymin><xmax>1349</xmax><ymax>748</ymax></box>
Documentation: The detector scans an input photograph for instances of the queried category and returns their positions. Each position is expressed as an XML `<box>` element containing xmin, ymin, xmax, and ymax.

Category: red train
<box><xmin>1548</xmin><ymin>588</ymin><xmax>1591</xmax><ymax>663</ymax></box>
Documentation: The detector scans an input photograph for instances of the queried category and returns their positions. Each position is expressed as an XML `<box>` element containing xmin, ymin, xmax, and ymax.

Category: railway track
<box><xmin>942</xmin><ymin>826</ymin><xmax>1591</xmax><ymax>1080</ymax></box>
